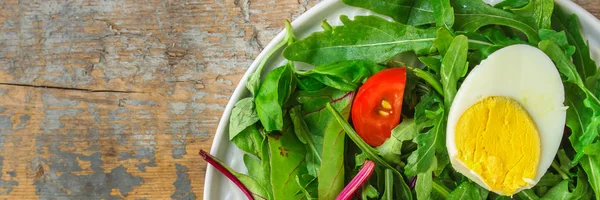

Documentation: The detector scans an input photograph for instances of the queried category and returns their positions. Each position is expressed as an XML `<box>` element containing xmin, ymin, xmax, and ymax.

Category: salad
<box><xmin>202</xmin><ymin>0</ymin><xmax>600</xmax><ymax>199</ymax></box>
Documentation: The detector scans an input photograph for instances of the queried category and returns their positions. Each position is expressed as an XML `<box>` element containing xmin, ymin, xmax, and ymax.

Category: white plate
<box><xmin>204</xmin><ymin>1</ymin><xmax>600</xmax><ymax>199</ymax></box>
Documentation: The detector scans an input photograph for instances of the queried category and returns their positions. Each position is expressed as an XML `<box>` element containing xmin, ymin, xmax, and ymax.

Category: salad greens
<box><xmin>203</xmin><ymin>0</ymin><xmax>600</xmax><ymax>199</ymax></box>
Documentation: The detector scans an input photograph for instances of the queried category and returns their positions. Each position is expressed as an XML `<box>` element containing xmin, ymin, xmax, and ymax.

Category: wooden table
<box><xmin>0</xmin><ymin>0</ymin><xmax>598</xmax><ymax>199</ymax></box>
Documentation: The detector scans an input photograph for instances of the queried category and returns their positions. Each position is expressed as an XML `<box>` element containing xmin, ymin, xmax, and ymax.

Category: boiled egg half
<box><xmin>446</xmin><ymin>44</ymin><xmax>567</xmax><ymax>196</ymax></box>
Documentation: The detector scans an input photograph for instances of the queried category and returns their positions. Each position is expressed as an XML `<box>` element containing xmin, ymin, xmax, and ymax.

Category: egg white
<box><xmin>445</xmin><ymin>44</ymin><xmax>567</xmax><ymax>195</ymax></box>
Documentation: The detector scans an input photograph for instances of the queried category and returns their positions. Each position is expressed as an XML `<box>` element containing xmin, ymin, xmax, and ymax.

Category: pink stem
<box><xmin>200</xmin><ymin>150</ymin><xmax>255</xmax><ymax>200</ymax></box>
<box><xmin>336</xmin><ymin>160</ymin><xmax>376</xmax><ymax>200</ymax></box>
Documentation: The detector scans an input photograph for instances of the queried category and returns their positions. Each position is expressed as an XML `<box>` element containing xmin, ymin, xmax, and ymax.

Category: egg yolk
<box><xmin>455</xmin><ymin>96</ymin><xmax>540</xmax><ymax>195</ymax></box>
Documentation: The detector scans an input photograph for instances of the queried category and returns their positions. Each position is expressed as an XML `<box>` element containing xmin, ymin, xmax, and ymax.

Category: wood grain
<box><xmin>0</xmin><ymin>0</ymin><xmax>598</xmax><ymax>199</ymax></box>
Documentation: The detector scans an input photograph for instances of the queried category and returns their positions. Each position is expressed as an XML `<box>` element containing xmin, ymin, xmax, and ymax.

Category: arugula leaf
<box><xmin>376</xmin><ymin>119</ymin><xmax>419</xmax><ymax>165</ymax></box>
<box><xmin>327</xmin><ymin>103</ymin><xmax>414</xmax><ymax>200</ymax></box>
<box><xmin>539</xmin><ymin>40</ymin><xmax>600</xmax><ymax>162</ymax></box>
<box><xmin>481</xmin><ymin>27</ymin><xmax>528</xmax><ymax>46</ymax></box>
<box><xmin>588</xmin><ymin>71</ymin><xmax>600</xmax><ymax>98</ymax></box>
<box><xmin>552</xmin><ymin>7</ymin><xmax>598</xmax><ymax>81</ymax></box>
<box><xmin>580</xmin><ymin>155</ymin><xmax>600</xmax><ymax>200</ymax></box>
<box><xmin>408</xmin><ymin>0</ymin><xmax>436</xmax><ymax>26</ymax></box>
<box><xmin>232</xmin><ymin>125</ymin><xmax>264</xmax><ymax>159</ymax></box>
<box><xmin>572</xmin><ymin>169</ymin><xmax>594</xmax><ymax>200</ymax></box>
<box><xmin>296</xmin><ymin>60</ymin><xmax>385</xmax><ymax>91</ymax></box>
<box><xmin>283</xmin><ymin>15</ymin><xmax>436</xmax><ymax>65</ymax></box>
<box><xmin>405</xmin><ymin>95</ymin><xmax>446</xmax><ymax>176</ymax></box>
<box><xmin>419</xmin><ymin>56</ymin><xmax>441</xmax><ymax>74</ymax></box>
<box><xmin>268</xmin><ymin>116</ymin><xmax>307</xmax><ymax>200</ymax></box>
<box><xmin>416</xmin><ymin>159</ymin><xmax>436</xmax><ymax>200</ymax></box>
<box><xmin>381</xmin><ymin>169</ymin><xmax>394</xmax><ymax>200</ymax></box>
<box><xmin>557</xmin><ymin>149</ymin><xmax>576</xmax><ymax>177</ymax></box>
<box><xmin>452</xmin><ymin>0</ymin><xmax>540</xmax><ymax>44</ymax></box>
<box><xmin>447</xmin><ymin>181</ymin><xmax>488</xmax><ymax>200</ymax></box>
<box><xmin>430</xmin><ymin>0</ymin><xmax>454</xmax><ymax>31</ymax></box>
<box><xmin>361</xmin><ymin>184</ymin><xmax>379</xmax><ymax>200</ymax></box>
<box><xmin>584</xmin><ymin>142</ymin><xmax>600</xmax><ymax>155</ymax></box>
<box><xmin>494</xmin><ymin>0</ymin><xmax>530</xmax><ymax>10</ymax></box>
<box><xmin>255</xmin><ymin>64</ymin><xmax>297</xmax><ymax>132</ymax></box>
<box><xmin>341</xmin><ymin>0</ymin><xmax>413</xmax><ymax>23</ymax></box>
<box><xmin>440</xmin><ymin>35</ymin><xmax>469</xmax><ymax>110</ymax></box>
<box><xmin>537</xmin><ymin>172</ymin><xmax>562</xmax><ymax>187</ymax></box>
<box><xmin>434</xmin><ymin>28</ymin><xmax>454</xmax><ymax>56</ymax></box>
<box><xmin>540</xmin><ymin>181</ymin><xmax>572</xmax><ymax>200</ymax></box>
<box><xmin>530</xmin><ymin>0</ymin><xmax>554</xmax><ymax>30</ymax></box>
<box><xmin>229</xmin><ymin>98</ymin><xmax>259</xmax><ymax>140</ymax></box>
<box><xmin>538</xmin><ymin>29</ymin><xmax>575</xmax><ymax>56</ymax></box>
<box><xmin>408</xmin><ymin>66</ymin><xmax>443</xmax><ymax>96</ymax></box>
<box><xmin>517</xmin><ymin>189</ymin><xmax>541</xmax><ymax>200</ymax></box>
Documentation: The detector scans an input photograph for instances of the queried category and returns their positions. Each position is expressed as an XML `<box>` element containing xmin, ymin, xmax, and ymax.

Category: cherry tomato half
<box><xmin>351</xmin><ymin>68</ymin><xmax>407</xmax><ymax>147</ymax></box>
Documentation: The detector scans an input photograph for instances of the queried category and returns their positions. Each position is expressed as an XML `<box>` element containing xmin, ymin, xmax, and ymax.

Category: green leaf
<box><xmin>244</xmin><ymin>153</ymin><xmax>271</xmax><ymax>195</ymax></box>
<box><xmin>552</xmin><ymin>7</ymin><xmax>598</xmax><ymax>81</ymax></box>
<box><xmin>538</xmin><ymin>29</ymin><xmax>575</xmax><ymax>56</ymax></box>
<box><xmin>295</xmin><ymin>176</ymin><xmax>313</xmax><ymax>200</ymax></box>
<box><xmin>256</xmin><ymin>64</ymin><xmax>297</xmax><ymax>132</ymax></box>
<box><xmin>376</xmin><ymin>119</ymin><xmax>419</xmax><ymax>165</ymax></box>
<box><xmin>232</xmin><ymin>125</ymin><xmax>264</xmax><ymax>159</ymax></box>
<box><xmin>296</xmin><ymin>76</ymin><xmax>326</xmax><ymax>91</ymax></box>
<box><xmin>416</xmin><ymin>159</ymin><xmax>436</xmax><ymax>200</ymax></box>
<box><xmin>440</xmin><ymin>35</ymin><xmax>469</xmax><ymax>110</ymax></box>
<box><xmin>207</xmin><ymin>151</ymin><xmax>272</xmax><ymax>200</ymax></box>
<box><xmin>360</xmin><ymin>184</ymin><xmax>379</xmax><ymax>200</ymax></box>
<box><xmin>430</xmin><ymin>0</ymin><xmax>454</xmax><ymax>30</ymax></box>
<box><xmin>572</xmin><ymin>169</ymin><xmax>593</xmax><ymax>200</ymax></box>
<box><xmin>564</xmin><ymin>83</ymin><xmax>600</xmax><ymax>163</ymax></box>
<box><xmin>539</xmin><ymin>40</ymin><xmax>600</xmax><ymax>162</ymax></box>
<box><xmin>557</xmin><ymin>149</ymin><xmax>576</xmax><ymax>176</ymax></box>
<box><xmin>580</xmin><ymin>155</ymin><xmax>600</xmax><ymax>200</ymax></box>
<box><xmin>452</xmin><ymin>0</ymin><xmax>540</xmax><ymax>44</ymax></box>
<box><xmin>297</xmin><ymin>60</ymin><xmax>385</xmax><ymax>91</ymax></box>
<box><xmin>283</xmin><ymin>15</ymin><xmax>436</xmax><ymax>66</ymax></box>
<box><xmin>494</xmin><ymin>0</ymin><xmax>530</xmax><ymax>10</ymax></box>
<box><xmin>290</xmin><ymin>106</ymin><xmax>322</xmax><ymax>178</ymax></box>
<box><xmin>517</xmin><ymin>189</ymin><xmax>541</xmax><ymax>200</ymax></box>
<box><xmin>447</xmin><ymin>181</ymin><xmax>488</xmax><ymax>200</ymax></box>
<box><xmin>327</xmin><ymin>103</ymin><xmax>414</xmax><ymax>200</ymax></box>
<box><xmin>407</xmin><ymin>0</ymin><xmax>436</xmax><ymax>26</ymax></box>
<box><xmin>532</xmin><ymin>0</ymin><xmax>554</xmax><ymax>30</ymax></box>
<box><xmin>584</xmin><ymin>142</ymin><xmax>600</xmax><ymax>155</ymax></box>
<box><xmin>381</xmin><ymin>169</ymin><xmax>394</xmax><ymax>200</ymax></box>
<box><xmin>294</xmin><ymin>88</ymin><xmax>354</xmax><ymax>200</ymax></box>
<box><xmin>405</xmin><ymin>96</ymin><xmax>446</xmax><ymax>176</ymax></box>
<box><xmin>247</xmin><ymin>24</ymin><xmax>294</xmax><ymax>96</ymax></box>
<box><xmin>409</xmin><ymin>66</ymin><xmax>443</xmax><ymax>96</ymax></box>
<box><xmin>434</xmin><ymin>28</ymin><xmax>454</xmax><ymax>56</ymax></box>
<box><xmin>419</xmin><ymin>56</ymin><xmax>441</xmax><ymax>74</ymax></box>
<box><xmin>540</xmin><ymin>181</ymin><xmax>572</xmax><ymax>200</ymax></box>
<box><xmin>536</xmin><ymin>172</ymin><xmax>562</xmax><ymax>187</ymax></box>
<box><xmin>341</xmin><ymin>0</ymin><xmax>413</xmax><ymax>23</ymax></box>
<box><xmin>316</xmin><ymin>107</ymin><xmax>349</xmax><ymax>200</ymax></box>
<box><xmin>268</xmin><ymin>117</ymin><xmax>307</xmax><ymax>200</ymax></box>
<box><xmin>481</xmin><ymin>27</ymin><xmax>528</xmax><ymax>46</ymax></box>
<box><xmin>229</xmin><ymin>98</ymin><xmax>259</xmax><ymax>140</ymax></box>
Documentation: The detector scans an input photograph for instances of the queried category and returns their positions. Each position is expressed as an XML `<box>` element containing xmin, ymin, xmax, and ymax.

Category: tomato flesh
<box><xmin>351</xmin><ymin>68</ymin><xmax>407</xmax><ymax>147</ymax></box>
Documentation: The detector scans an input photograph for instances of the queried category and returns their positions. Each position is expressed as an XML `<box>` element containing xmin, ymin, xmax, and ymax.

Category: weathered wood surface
<box><xmin>0</xmin><ymin>0</ymin><xmax>598</xmax><ymax>199</ymax></box>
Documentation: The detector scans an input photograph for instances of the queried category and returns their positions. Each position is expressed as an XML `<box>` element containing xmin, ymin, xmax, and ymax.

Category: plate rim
<box><xmin>203</xmin><ymin>0</ymin><xmax>600</xmax><ymax>199</ymax></box>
